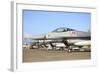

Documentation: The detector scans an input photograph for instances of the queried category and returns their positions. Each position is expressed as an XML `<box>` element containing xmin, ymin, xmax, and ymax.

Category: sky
<box><xmin>23</xmin><ymin>10</ymin><xmax>91</xmax><ymax>35</ymax></box>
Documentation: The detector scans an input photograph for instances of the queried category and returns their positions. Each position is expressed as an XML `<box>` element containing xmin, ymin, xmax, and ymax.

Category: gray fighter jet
<box><xmin>24</xmin><ymin>27</ymin><xmax>91</xmax><ymax>51</ymax></box>
<box><xmin>32</xmin><ymin>27</ymin><xmax>90</xmax><ymax>40</ymax></box>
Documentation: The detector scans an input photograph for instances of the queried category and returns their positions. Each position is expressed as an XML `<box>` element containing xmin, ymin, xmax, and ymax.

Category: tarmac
<box><xmin>23</xmin><ymin>48</ymin><xmax>91</xmax><ymax>63</ymax></box>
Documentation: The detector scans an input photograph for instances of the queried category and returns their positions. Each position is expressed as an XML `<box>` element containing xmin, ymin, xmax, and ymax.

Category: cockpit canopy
<box><xmin>52</xmin><ymin>27</ymin><xmax>75</xmax><ymax>32</ymax></box>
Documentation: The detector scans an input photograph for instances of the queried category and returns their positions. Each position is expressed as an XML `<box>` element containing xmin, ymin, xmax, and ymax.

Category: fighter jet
<box><xmin>24</xmin><ymin>27</ymin><xmax>91</xmax><ymax>51</ymax></box>
<box><xmin>31</xmin><ymin>27</ymin><xmax>90</xmax><ymax>40</ymax></box>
